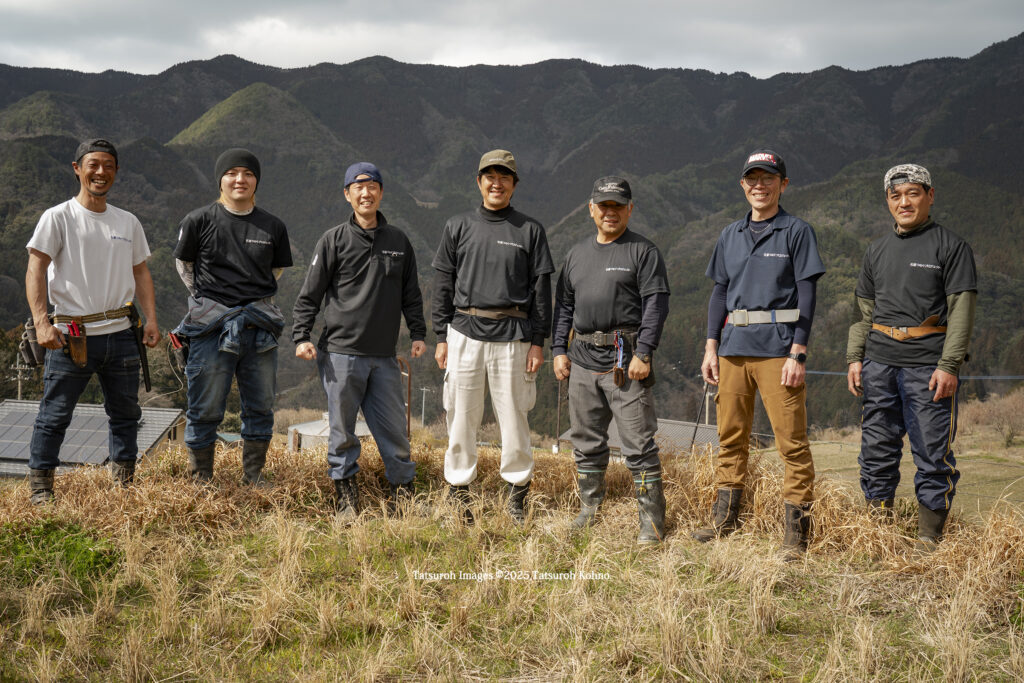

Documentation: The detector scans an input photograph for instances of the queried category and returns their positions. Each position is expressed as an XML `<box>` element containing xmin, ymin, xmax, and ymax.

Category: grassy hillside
<box><xmin>1</xmin><ymin>393</ymin><xmax>1022</xmax><ymax>680</ymax></box>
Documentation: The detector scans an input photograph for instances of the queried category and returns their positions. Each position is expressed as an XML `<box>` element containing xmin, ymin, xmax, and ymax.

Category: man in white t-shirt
<box><xmin>24</xmin><ymin>138</ymin><xmax>160</xmax><ymax>504</ymax></box>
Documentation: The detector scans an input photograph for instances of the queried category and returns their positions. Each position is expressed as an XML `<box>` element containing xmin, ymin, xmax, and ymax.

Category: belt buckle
<box><xmin>732</xmin><ymin>310</ymin><xmax>749</xmax><ymax>327</ymax></box>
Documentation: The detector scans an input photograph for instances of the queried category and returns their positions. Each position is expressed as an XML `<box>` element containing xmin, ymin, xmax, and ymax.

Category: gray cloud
<box><xmin>0</xmin><ymin>0</ymin><xmax>1021</xmax><ymax>77</ymax></box>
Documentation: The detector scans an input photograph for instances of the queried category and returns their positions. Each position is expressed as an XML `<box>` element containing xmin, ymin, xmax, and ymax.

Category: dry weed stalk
<box><xmin>54</xmin><ymin>609</ymin><xmax>92</xmax><ymax>664</ymax></box>
<box><xmin>117</xmin><ymin>625</ymin><xmax>150</xmax><ymax>683</ymax></box>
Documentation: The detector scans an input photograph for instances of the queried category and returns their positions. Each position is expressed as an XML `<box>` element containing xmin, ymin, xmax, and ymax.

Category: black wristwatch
<box><xmin>787</xmin><ymin>352</ymin><xmax>807</xmax><ymax>364</ymax></box>
<box><xmin>634</xmin><ymin>352</ymin><xmax>652</xmax><ymax>364</ymax></box>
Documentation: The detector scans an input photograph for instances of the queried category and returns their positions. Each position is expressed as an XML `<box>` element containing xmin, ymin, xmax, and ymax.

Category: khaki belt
<box><xmin>573</xmin><ymin>328</ymin><xmax>638</xmax><ymax>346</ymax></box>
<box><xmin>727</xmin><ymin>308</ymin><xmax>799</xmax><ymax>326</ymax></box>
<box><xmin>53</xmin><ymin>306</ymin><xmax>131</xmax><ymax>325</ymax></box>
<box><xmin>871</xmin><ymin>323</ymin><xmax>946</xmax><ymax>341</ymax></box>
<box><xmin>457</xmin><ymin>306</ymin><xmax>528</xmax><ymax>320</ymax></box>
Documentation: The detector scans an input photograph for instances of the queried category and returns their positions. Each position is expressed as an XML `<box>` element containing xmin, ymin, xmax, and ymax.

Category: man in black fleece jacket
<box><xmin>292</xmin><ymin>162</ymin><xmax>426</xmax><ymax>521</ymax></box>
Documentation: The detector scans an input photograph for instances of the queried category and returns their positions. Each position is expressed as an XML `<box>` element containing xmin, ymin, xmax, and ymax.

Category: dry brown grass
<box><xmin>0</xmin><ymin>435</ymin><xmax>1021</xmax><ymax>680</ymax></box>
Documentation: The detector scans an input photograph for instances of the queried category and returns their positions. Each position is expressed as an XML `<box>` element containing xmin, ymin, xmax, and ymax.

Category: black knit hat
<box><xmin>214</xmin><ymin>148</ymin><xmax>260</xmax><ymax>188</ymax></box>
<box><xmin>75</xmin><ymin>138</ymin><xmax>118</xmax><ymax>165</ymax></box>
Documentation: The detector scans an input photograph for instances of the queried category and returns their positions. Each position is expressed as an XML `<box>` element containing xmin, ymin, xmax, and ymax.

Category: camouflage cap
<box><xmin>478</xmin><ymin>149</ymin><xmax>517</xmax><ymax>176</ymax></box>
<box><xmin>884</xmin><ymin>163</ymin><xmax>932</xmax><ymax>192</ymax></box>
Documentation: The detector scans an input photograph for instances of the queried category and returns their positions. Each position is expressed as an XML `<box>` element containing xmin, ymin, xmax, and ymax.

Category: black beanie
<box><xmin>214</xmin><ymin>148</ymin><xmax>260</xmax><ymax>188</ymax></box>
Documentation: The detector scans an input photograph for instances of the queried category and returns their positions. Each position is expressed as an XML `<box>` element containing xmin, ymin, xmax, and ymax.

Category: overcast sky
<box><xmin>1</xmin><ymin>1</ymin><xmax>1021</xmax><ymax>78</ymax></box>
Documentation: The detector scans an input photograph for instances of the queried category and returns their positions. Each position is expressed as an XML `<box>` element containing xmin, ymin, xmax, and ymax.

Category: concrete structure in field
<box><xmin>288</xmin><ymin>412</ymin><xmax>371</xmax><ymax>452</ymax></box>
<box><xmin>0</xmin><ymin>399</ymin><xmax>183</xmax><ymax>477</ymax></box>
<box><xmin>558</xmin><ymin>418</ymin><xmax>719</xmax><ymax>456</ymax></box>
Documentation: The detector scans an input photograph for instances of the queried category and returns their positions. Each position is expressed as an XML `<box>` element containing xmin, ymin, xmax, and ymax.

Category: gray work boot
<box><xmin>778</xmin><ymin>501</ymin><xmax>813</xmax><ymax>562</ymax></box>
<box><xmin>691</xmin><ymin>488</ymin><xmax>743</xmax><ymax>543</ymax></box>
<box><xmin>188</xmin><ymin>445</ymin><xmax>215</xmax><ymax>482</ymax></box>
<box><xmin>507</xmin><ymin>482</ymin><xmax>530</xmax><ymax>526</ymax></box>
<box><xmin>572</xmin><ymin>466</ymin><xmax>607</xmax><ymax>529</ymax></box>
<box><xmin>915</xmin><ymin>503</ymin><xmax>950</xmax><ymax>554</ymax></box>
<box><xmin>109</xmin><ymin>460</ymin><xmax>136</xmax><ymax>487</ymax></box>
<box><xmin>866</xmin><ymin>497</ymin><xmax>895</xmax><ymax>520</ymax></box>
<box><xmin>333</xmin><ymin>476</ymin><xmax>360</xmax><ymax>523</ymax></box>
<box><xmin>448</xmin><ymin>484</ymin><xmax>474</xmax><ymax>525</ymax></box>
<box><xmin>635</xmin><ymin>470</ymin><xmax>666</xmax><ymax>545</ymax></box>
<box><xmin>241</xmin><ymin>440</ymin><xmax>270</xmax><ymax>487</ymax></box>
<box><xmin>28</xmin><ymin>468</ymin><xmax>55</xmax><ymax>506</ymax></box>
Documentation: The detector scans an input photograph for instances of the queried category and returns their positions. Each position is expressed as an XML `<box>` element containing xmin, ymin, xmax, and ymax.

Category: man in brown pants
<box><xmin>694</xmin><ymin>149</ymin><xmax>825</xmax><ymax>560</ymax></box>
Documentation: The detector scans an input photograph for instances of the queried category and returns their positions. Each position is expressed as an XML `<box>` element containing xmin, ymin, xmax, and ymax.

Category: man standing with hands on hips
<box><xmin>846</xmin><ymin>163</ymin><xmax>976</xmax><ymax>553</ymax></box>
<box><xmin>292</xmin><ymin>162</ymin><xmax>427</xmax><ymax>521</ymax></box>
<box><xmin>552</xmin><ymin>176</ymin><xmax>671</xmax><ymax>544</ymax></box>
<box><xmin>695</xmin><ymin>149</ymin><xmax>825</xmax><ymax>561</ymax></box>
<box><xmin>25</xmin><ymin>138</ymin><xmax>160</xmax><ymax>504</ymax></box>
<box><xmin>433</xmin><ymin>149</ymin><xmax>554</xmax><ymax>525</ymax></box>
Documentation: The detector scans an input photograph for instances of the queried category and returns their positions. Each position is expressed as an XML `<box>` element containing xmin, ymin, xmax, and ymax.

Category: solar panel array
<box><xmin>0</xmin><ymin>400</ymin><xmax>183</xmax><ymax>478</ymax></box>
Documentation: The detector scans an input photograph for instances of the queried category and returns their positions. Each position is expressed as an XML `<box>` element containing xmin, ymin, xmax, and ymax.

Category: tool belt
<box><xmin>52</xmin><ymin>306</ymin><xmax>131</xmax><ymax>325</ymax></box>
<box><xmin>573</xmin><ymin>328</ymin><xmax>639</xmax><ymax>346</ymax></box>
<box><xmin>871</xmin><ymin>315</ymin><xmax>945</xmax><ymax>341</ymax></box>
<box><xmin>457</xmin><ymin>306</ymin><xmax>528</xmax><ymax>320</ymax></box>
<box><xmin>727</xmin><ymin>308</ymin><xmax>800</xmax><ymax>326</ymax></box>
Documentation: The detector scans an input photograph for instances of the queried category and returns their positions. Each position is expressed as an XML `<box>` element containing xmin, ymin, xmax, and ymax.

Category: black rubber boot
<box><xmin>508</xmin><ymin>482</ymin><xmax>530</xmax><ymax>525</ymax></box>
<box><xmin>691</xmin><ymin>488</ymin><xmax>742</xmax><ymax>543</ymax></box>
<box><xmin>915</xmin><ymin>503</ymin><xmax>950</xmax><ymax>554</ymax></box>
<box><xmin>449</xmin><ymin>484</ymin><xmax>474</xmax><ymax>525</ymax></box>
<box><xmin>778</xmin><ymin>501</ymin><xmax>812</xmax><ymax>562</ymax></box>
<box><xmin>109</xmin><ymin>460</ymin><xmax>136</xmax><ymax>487</ymax></box>
<box><xmin>388</xmin><ymin>481</ymin><xmax>415</xmax><ymax>515</ymax></box>
<box><xmin>572</xmin><ymin>466</ymin><xmax>607</xmax><ymax>529</ymax></box>
<box><xmin>866</xmin><ymin>497</ymin><xmax>895</xmax><ymax>520</ymax></box>
<box><xmin>635</xmin><ymin>470</ymin><xmax>666</xmax><ymax>545</ymax></box>
<box><xmin>241</xmin><ymin>440</ymin><xmax>270</xmax><ymax>487</ymax></box>
<box><xmin>188</xmin><ymin>445</ymin><xmax>215</xmax><ymax>482</ymax></box>
<box><xmin>333</xmin><ymin>476</ymin><xmax>360</xmax><ymax>523</ymax></box>
<box><xmin>28</xmin><ymin>468</ymin><xmax>55</xmax><ymax>506</ymax></box>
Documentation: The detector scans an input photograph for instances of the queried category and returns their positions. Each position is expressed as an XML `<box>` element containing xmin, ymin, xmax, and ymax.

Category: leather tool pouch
<box><xmin>65</xmin><ymin>322</ymin><xmax>88</xmax><ymax>368</ymax></box>
<box><xmin>613</xmin><ymin>366</ymin><xmax>625</xmax><ymax>387</ymax></box>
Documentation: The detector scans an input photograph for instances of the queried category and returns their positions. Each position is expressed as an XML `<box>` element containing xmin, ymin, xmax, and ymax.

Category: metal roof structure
<box><xmin>288</xmin><ymin>412</ymin><xmax>371</xmax><ymax>452</ymax></box>
<box><xmin>0</xmin><ymin>400</ymin><xmax>183</xmax><ymax>478</ymax></box>
<box><xmin>559</xmin><ymin>418</ymin><xmax>720</xmax><ymax>455</ymax></box>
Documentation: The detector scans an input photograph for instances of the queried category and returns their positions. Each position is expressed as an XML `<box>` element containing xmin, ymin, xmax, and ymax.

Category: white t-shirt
<box><xmin>26</xmin><ymin>198</ymin><xmax>151</xmax><ymax>335</ymax></box>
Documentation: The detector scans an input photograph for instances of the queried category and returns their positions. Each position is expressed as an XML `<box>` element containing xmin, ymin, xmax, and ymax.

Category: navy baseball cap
<box><xmin>742</xmin><ymin>149</ymin><xmax>787</xmax><ymax>178</ymax></box>
<box><xmin>345</xmin><ymin>162</ymin><xmax>383</xmax><ymax>188</ymax></box>
<box><xmin>591</xmin><ymin>176</ymin><xmax>632</xmax><ymax>204</ymax></box>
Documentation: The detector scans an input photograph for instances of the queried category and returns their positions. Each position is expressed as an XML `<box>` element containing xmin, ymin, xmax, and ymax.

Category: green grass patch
<box><xmin>0</xmin><ymin>518</ymin><xmax>119</xmax><ymax>585</ymax></box>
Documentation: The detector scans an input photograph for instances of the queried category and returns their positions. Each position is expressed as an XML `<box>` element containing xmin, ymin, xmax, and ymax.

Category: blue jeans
<box><xmin>184</xmin><ymin>326</ymin><xmax>277</xmax><ymax>448</ymax></box>
<box><xmin>859</xmin><ymin>360</ymin><xmax>960</xmax><ymax>511</ymax></box>
<box><xmin>29</xmin><ymin>329</ymin><xmax>141</xmax><ymax>470</ymax></box>
<box><xmin>317</xmin><ymin>352</ymin><xmax>414</xmax><ymax>484</ymax></box>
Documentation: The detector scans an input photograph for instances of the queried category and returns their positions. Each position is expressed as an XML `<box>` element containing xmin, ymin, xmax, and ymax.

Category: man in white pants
<box><xmin>432</xmin><ymin>149</ymin><xmax>554</xmax><ymax>524</ymax></box>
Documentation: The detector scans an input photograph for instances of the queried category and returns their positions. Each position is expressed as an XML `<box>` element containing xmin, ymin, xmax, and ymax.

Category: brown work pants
<box><xmin>714</xmin><ymin>356</ymin><xmax>814</xmax><ymax>503</ymax></box>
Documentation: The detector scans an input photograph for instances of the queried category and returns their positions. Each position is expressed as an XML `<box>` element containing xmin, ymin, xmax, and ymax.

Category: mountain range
<box><xmin>2</xmin><ymin>33</ymin><xmax>1023</xmax><ymax>435</ymax></box>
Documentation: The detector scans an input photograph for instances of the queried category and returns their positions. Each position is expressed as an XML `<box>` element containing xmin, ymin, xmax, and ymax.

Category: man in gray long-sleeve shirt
<box><xmin>292</xmin><ymin>162</ymin><xmax>426</xmax><ymax>521</ymax></box>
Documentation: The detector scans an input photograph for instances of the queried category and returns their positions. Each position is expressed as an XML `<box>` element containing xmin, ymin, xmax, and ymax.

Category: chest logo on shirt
<box><xmin>761</xmin><ymin>252</ymin><xmax>788</xmax><ymax>258</ymax></box>
<box><xmin>110</xmin><ymin>235</ymin><xmax>131</xmax><ymax>244</ymax></box>
<box><xmin>497</xmin><ymin>240</ymin><xmax>525</xmax><ymax>250</ymax></box>
<box><xmin>381</xmin><ymin>250</ymin><xmax>405</xmax><ymax>257</ymax></box>
<box><xmin>910</xmin><ymin>262</ymin><xmax>941</xmax><ymax>270</ymax></box>
<box><xmin>246</xmin><ymin>238</ymin><xmax>273</xmax><ymax>246</ymax></box>
<box><xmin>605</xmin><ymin>267</ymin><xmax>631</xmax><ymax>273</ymax></box>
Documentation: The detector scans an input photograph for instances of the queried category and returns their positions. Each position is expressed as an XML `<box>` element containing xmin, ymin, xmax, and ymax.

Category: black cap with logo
<box><xmin>741</xmin><ymin>149</ymin><xmax>786</xmax><ymax>178</ymax></box>
<box><xmin>590</xmin><ymin>176</ymin><xmax>632</xmax><ymax>204</ymax></box>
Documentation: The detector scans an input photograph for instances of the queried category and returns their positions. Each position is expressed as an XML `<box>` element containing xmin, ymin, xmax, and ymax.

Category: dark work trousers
<box><xmin>568</xmin><ymin>365</ymin><xmax>660</xmax><ymax>473</ymax></box>
<box><xmin>858</xmin><ymin>359</ymin><xmax>960</xmax><ymax>511</ymax></box>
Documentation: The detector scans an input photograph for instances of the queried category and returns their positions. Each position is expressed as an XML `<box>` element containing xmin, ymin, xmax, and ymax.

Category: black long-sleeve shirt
<box><xmin>292</xmin><ymin>212</ymin><xmax>425</xmax><ymax>356</ymax></box>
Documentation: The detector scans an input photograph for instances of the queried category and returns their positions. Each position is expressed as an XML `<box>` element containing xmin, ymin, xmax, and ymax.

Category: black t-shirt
<box><xmin>432</xmin><ymin>204</ymin><xmax>554</xmax><ymax>342</ymax></box>
<box><xmin>174</xmin><ymin>202</ymin><xmax>292</xmax><ymax>307</ymax></box>
<box><xmin>856</xmin><ymin>221</ymin><xmax>977</xmax><ymax>367</ymax></box>
<box><xmin>556</xmin><ymin>230</ymin><xmax>670</xmax><ymax>371</ymax></box>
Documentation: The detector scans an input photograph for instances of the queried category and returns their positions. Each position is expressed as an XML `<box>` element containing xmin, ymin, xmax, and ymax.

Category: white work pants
<box><xmin>443</xmin><ymin>328</ymin><xmax>537</xmax><ymax>486</ymax></box>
